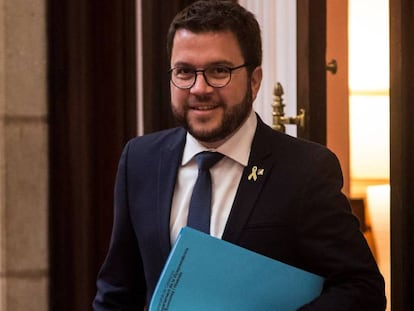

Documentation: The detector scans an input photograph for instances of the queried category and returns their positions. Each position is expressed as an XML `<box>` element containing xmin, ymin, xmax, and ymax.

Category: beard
<box><xmin>172</xmin><ymin>84</ymin><xmax>253</xmax><ymax>144</ymax></box>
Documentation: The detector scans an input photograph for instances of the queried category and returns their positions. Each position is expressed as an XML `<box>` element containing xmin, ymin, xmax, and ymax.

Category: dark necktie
<box><xmin>187</xmin><ymin>151</ymin><xmax>224</xmax><ymax>234</ymax></box>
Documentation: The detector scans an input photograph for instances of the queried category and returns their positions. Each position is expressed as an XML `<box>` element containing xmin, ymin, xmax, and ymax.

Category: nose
<box><xmin>190</xmin><ymin>72</ymin><xmax>213</xmax><ymax>94</ymax></box>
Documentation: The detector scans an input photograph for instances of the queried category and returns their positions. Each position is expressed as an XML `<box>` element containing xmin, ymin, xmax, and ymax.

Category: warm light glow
<box><xmin>349</xmin><ymin>95</ymin><xmax>389</xmax><ymax>180</ymax></box>
<box><xmin>349</xmin><ymin>1</ymin><xmax>390</xmax><ymax>309</ymax></box>
<box><xmin>366</xmin><ymin>185</ymin><xmax>390</xmax><ymax>309</ymax></box>
<box><xmin>349</xmin><ymin>0</ymin><xmax>390</xmax><ymax>186</ymax></box>
<box><xmin>348</xmin><ymin>0</ymin><xmax>389</xmax><ymax>92</ymax></box>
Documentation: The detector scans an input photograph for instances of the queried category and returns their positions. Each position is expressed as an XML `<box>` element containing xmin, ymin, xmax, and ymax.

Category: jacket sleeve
<box><xmin>93</xmin><ymin>142</ymin><xmax>147</xmax><ymax>310</ymax></box>
<box><xmin>296</xmin><ymin>148</ymin><xmax>386</xmax><ymax>310</ymax></box>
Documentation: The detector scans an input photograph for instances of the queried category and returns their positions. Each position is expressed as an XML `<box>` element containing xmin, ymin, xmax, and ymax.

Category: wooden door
<box><xmin>297</xmin><ymin>1</ymin><xmax>414</xmax><ymax>310</ymax></box>
<box><xmin>296</xmin><ymin>0</ymin><xmax>327</xmax><ymax>145</ymax></box>
<box><xmin>390</xmin><ymin>0</ymin><xmax>414</xmax><ymax>309</ymax></box>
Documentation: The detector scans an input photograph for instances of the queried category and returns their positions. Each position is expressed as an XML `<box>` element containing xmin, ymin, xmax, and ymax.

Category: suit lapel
<box><xmin>156</xmin><ymin>129</ymin><xmax>186</xmax><ymax>258</ymax></box>
<box><xmin>154</xmin><ymin>119</ymin><xmax>280</xmax><ymax>251</ymax></box>
<box><xmin>223</xmin><ymin>117</ymin><xmax>277</xmax><ymax>244</ymax></box>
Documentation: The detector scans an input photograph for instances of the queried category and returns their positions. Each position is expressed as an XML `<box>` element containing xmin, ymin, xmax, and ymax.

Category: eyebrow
<box><xmin>171</xmin><ymin>61</ymin><xmax>235</xmax><ymax>68</ymax></box>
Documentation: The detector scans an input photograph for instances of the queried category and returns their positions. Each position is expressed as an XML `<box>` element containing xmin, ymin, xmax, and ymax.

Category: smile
<box><xmin>190</xmin><ymin>104</ymin><xmax>220</xmax><ymax>111</ymax></box>
<box><xmin>193</xmin><ymin>106</ymin><xmax>217</xmax><ymax>110</ymax></box>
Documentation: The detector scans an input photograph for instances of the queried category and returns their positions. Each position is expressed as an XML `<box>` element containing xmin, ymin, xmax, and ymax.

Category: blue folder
<box><xmin>149</xmin><ymin>227</ymin><xmax>324</xmax><ymax>311</ymax></box>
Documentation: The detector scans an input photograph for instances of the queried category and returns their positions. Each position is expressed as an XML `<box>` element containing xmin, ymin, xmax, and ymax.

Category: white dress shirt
<box><xmin>170</xmin><ymin>111</ymin><xmax>257</xmax><ymax>244</ymax></box>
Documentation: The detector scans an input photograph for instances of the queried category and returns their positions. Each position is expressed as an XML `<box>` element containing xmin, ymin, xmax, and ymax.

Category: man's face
<box><xmin>170</xmin><ymin>29</ymin><xmax>262</xmax><ymax>148</ymax></box>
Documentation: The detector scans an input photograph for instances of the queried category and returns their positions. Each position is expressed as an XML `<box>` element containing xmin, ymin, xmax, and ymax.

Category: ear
<box><xmin>250</xmin><ymin>66</ymin><xmax>262</xmax><ymax>101</ymax></box>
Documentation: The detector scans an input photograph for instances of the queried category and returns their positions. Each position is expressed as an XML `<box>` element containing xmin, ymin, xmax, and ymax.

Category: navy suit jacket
<box><xmin>93</xmin><ymin>117</ymin><xmax>386</xmax><ymax>310</ymax></box>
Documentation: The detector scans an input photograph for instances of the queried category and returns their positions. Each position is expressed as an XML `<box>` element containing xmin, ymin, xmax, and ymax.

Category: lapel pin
<box><xmin>248</xmin><ymin>166</ymin><xmax>264</xmax><ymax>181</ymax></box>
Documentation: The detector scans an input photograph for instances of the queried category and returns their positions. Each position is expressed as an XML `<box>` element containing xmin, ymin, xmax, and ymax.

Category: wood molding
<box><xmin>297</xmin><ymin>0</ymin><xmax>327</xmax><ymax>145</ymax></box>
<box><xmin>390</xmin><ymin>0</ymin><xmax>414</xmax><ymax>309</ymax></box>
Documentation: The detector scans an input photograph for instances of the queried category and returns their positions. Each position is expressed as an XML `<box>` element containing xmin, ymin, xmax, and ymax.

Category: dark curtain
<box><xmin>48</xmin><ymin>0</ymin><xmax>137</xmax><ymax>309</ymax></box>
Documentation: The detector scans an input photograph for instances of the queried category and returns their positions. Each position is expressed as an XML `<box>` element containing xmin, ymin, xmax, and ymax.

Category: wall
<box><xmin>0</xmin><ymin>0</ymin><xmax>48</xmax><ymax>309</ymax></box>
<box><xmin>238</xmin><ymin>0</ymin><xmax>297</xmax><ymax>136</ymax></box>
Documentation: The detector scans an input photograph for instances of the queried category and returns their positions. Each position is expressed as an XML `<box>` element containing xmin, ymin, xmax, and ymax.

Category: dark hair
<box><xmin>166</xmin><ymin>0</ymin><xmax>262</xmax><ymax>70</ymax></box>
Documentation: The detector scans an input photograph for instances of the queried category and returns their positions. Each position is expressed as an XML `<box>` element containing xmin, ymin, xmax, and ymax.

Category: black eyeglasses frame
<box><xmin>168</xmin><ymin>63</ymin><xmax>249</xmax><ymax>89</ymax></box>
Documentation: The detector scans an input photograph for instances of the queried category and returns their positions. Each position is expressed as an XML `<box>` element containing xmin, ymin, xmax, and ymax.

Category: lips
<box><xmin>191</xmin><ymin>105</ymin><xmax>218</xmax><ymax>111</ymax></box>
<box><xmin>189</xmin><ymin>100</ymin><xmax>221</xmax><ymax>110</ymax></box>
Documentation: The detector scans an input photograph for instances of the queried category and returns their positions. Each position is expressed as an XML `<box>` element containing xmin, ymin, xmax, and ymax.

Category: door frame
<box><xmin>297</xmin><ymin>0</ymin><xmax>327</xmax><ymax>145</ymax></box>
<box><xmin>390</xmin><ymin>0</ymin><xmax>414</xmax><ymax>309</ymax></box>
<box><xmin>299</xmin><ymin>0</ymin><xmax>414</xmax><ymax>309</ymax></box>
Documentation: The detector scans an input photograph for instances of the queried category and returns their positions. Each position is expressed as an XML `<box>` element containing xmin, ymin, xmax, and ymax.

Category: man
<box><xmin>93</xmin><ymin>1</ymin><xmax>386</xmax><ymax>310</ymax></box>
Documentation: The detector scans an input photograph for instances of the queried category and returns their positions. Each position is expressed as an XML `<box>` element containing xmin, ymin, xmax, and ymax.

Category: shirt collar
<box><xmin>182</xmin><ymin>110</ymin><xmax>257</xmax><ymax>167</ymax></box>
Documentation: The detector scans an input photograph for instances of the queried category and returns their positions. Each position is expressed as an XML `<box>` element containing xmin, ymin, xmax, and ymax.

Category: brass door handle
<box><xmin>271</xmin><ymin>82</ymin><xmax>306</xmax><ymax>133</ymax></box>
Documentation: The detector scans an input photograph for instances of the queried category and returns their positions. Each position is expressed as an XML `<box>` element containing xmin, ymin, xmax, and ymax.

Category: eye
<box><xmin>208</xmin><ymin>66</ymin><xmax>230</xmax><ymax>78</ymax></box>
<box><xmin>173</xmin><ymin>67</ymin><xmax>194</xmax><ymax>79</ymax></box>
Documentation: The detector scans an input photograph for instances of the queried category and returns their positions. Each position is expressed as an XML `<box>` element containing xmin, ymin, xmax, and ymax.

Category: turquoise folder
<box><xmin>149</xmin><ymin>227</ymin><xmax>324</xmax><ymax>311</ymax></box>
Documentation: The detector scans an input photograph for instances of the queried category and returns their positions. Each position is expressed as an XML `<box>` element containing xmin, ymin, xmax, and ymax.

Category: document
<box><xmin>149</xmin><ymin>227</ymin><xmax>324</xmax><ymax>311</ymax></box>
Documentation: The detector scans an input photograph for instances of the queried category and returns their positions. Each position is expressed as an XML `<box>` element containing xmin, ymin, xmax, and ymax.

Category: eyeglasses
<box><xmin>168</xmin><ymin>64</ymin><xmax>248</xmax><ymax>89</ymax></box>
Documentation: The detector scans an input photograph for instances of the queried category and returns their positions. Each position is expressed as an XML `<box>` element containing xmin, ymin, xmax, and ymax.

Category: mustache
<box><xmin>186</xmin><ymin>96</ymin><xmax>223</xmax><ymax>109</ymax></box>
<box><xmin>187</xmin><ymin>94</ymin><xmax>214</xmax><ymax>103</ymax></box>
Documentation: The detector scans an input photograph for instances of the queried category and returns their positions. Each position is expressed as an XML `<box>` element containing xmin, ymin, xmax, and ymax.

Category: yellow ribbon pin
<box><xmin>248</xmin><ymin>166</ymin><xmax>265</xmax><ymax>181</ymax></box>
<box><xmin>248</xmin><ymin>166</ymin><xmax>258</xmax><ymax>181</ymax></box>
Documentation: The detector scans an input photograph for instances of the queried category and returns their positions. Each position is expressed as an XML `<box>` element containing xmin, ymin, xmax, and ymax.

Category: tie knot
<box><xmin>195</xmin><ymin>151</ymin><xmax>224</xmax><ymax>171</ymax></box>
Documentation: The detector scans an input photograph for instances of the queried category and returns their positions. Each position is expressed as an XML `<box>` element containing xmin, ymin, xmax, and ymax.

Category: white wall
<box><xmin>239</xmin><ymin>0</ymin><xmax>297</xmax><ymax>136</ymax></box>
